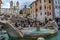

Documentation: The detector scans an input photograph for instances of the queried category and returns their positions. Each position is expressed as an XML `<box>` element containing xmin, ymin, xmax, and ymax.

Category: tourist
<box><xmin>30</xmin><ymin>21</ymin><xmax>32</xmax><ymax>27</ymax></box>
<box><xmin>15</xmin><ymin>23</ymin><xmax>19</xmax><ymax>27</ymax></box>
<box><xmin>42</xmin><ymin>22</ymin><xmax>45</xmax><ymax>26</ymax></box>
<box><xmin>23</xmin><ymin>23</ymin><xmax>26</xmax><ymax>27</ymax></box>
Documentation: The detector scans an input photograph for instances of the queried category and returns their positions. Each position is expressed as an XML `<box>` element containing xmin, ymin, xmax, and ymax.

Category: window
<box><xmin>40</xmin><ymin>0</ymin><xmax>41</xmax><ymax>3</ymax></box>
<box><xmin>35</xmin><ymin>3</ymin><xmax>37</xmax><ymax>6</ymax></box>
<box><xmin>36</xmin><ymin>9</ymin><xmax>38</xmax><ymax>12</ymax></box>
<box><xmin>31</xmin><ymin>7</ymin><xmax>32</xmax><ymax>9</ymax></box>
<box><xmin>44</xmin><ymin>6</ymin><xmax>46</xmax><ymax>9</ymax></box>
<box><xmin>55</xmin><ymin>6</ymin><xmax>57</xmax><ymax>8</ymax></box>
<box><xmin>58</xmin><ymin>0</ymin><xmax>60</xmax><ymax>4</ymax></box>
<box><xmin>49</xmin><ymin>0</ymin><xmax>51</xmax><ymax>3</ymax></box>
<box><xmin>40</xmin><ymin>6</ymin><xmax>42</xmax><ymax>10</ymax></box>
<box><xmin>49</xmin><ymin>5</ymin><xmax>51</xmax><ymax>9</ymax></box>
<box><xmin>45</xmin><ymin>12</ymin><xmax>46</xmax><ymax>15</ymax></box>
<box><xmin>50</xmin><ymin>12</ymin><xmax>51</xmax><ymax>15</ymax></box>
<box><xmin>55</xmin><ymin>1</ymin><xmax>57</xmax><ymax>4</ymax></box>
<box><xmin>59</xmin><ymin>6</ymin><xmax>60</xmax><ymax>9</ymax></box>
<box><xmin>55</xmin><ymin>6</ymin><xmax>58</xmax><ymax>8</ymax></box>
<box><xmin>44</xmin><ymin>0</ymin><xmax>46</xmax><ymax>2</ymax></box>
<box><xmin>40</xmin><ymin>13</ymin><xmax>42</xmax><ymax>15</ymax></box>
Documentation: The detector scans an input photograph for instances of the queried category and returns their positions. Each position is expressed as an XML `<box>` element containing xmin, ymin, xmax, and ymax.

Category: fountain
<box><xmin>21</xmin><ymin>27</ymin><xmax>56</xmax><ymax>37</ymax></box>
<box><xmin>36</xmin><ymin>22</ymin><xmax>40</xmax><ymax>31</ymax></box>
<box><xmin>20</xmin><ymin>17</ymin><xmax>58</xmax><ymax>37</ymax></box>
<box><xmin>20</xmin><ymin>21</ymin><xmax>58</xmax><ymax>37</ymax></box>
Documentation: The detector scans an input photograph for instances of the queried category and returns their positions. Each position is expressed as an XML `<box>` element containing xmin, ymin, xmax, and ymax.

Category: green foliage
<box><xmin>19</xmin><ymin>10</ymin><xmax>23</xmax><ymax>14</ymax></box>
<box><xmin>24</xmin><ymin>5</ymin><xmax>27</xmax><ymax>8</ymax></box>
<box><xmin>27</xmin><ymin>13</ymin><xmax>30</xmax><ymax>16</ymax></box>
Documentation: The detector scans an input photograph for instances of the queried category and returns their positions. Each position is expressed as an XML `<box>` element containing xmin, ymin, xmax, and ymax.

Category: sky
<box><xmin>1</xmin><ymin>0</ymin><xmax>35</xmax><ymax>9</ymax></box>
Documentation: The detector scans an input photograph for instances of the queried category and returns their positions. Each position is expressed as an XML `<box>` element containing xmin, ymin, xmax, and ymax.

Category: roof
<box><xmin>29</xmin><ymin>1</ymin><xmax>36</xmax><ymax>7</ymax></box>
<box><xmin>22</xmin><ymin>7</ymin><xmax>30</xmax><ymax>11</ymax></box>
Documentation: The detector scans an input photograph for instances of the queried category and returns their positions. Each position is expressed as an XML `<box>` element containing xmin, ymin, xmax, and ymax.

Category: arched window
<box><xmin>36</xmin><ymin>9</ymin><xmax>38</xmax><ymax>12</ymax></box>
<box><xmin>44</xmin><ymin>0</ymin><xmax>46</xmax><ymax>2</ymax></box>
<box><xmin>45</xmin><ymin>12</ymin><xmax>46</xmax><ymax>15</ymax></box>
<box><xmin>40</xmin><ymin>6</ymin><xmax>42</xmax><ymax>10</ymax></box>
<box><xmin>49</xmin><ymin>5</ymin><xmax>51</xmax><ymax>9</ymax></box>
<box><xmin>49</xmin><ymin>0</ymin><xmax>51</xmax><ymax>3</ymax></box>
<box><xmin>44</xmin><ymin>6</ymin><xmax>46</xmax><ymax>9</ymax></box>
<box><xmin>50</xmin><ymin>12</ymin><xmax>51</xmax><ymax>15</ymax></box>
<box><xmin>40</xmin><ymin>12</ymin><xmax>42</xmax><ymax>15</ymax></box>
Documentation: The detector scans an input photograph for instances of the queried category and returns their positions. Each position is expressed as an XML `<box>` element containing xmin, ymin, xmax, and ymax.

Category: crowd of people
<box><xmin>14</xmin><ymin>18</ymin><xmax>58</xmax><ymax>30</ymax></box>
<box><xmin>14</xmin><ymin>19</ymin><xmax>45</xmax><ymax>28</ymax></box>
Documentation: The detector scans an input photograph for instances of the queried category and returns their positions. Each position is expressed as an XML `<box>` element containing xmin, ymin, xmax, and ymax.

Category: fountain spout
<box><xmin>36</xmin><ymin>26</ymin><xmax>40</xmax><ymax>31</ymax></box>
<box><xmin>36</xmin><ymin>22</ymin><xmax>40</xmax><ymax>31</ymax></box>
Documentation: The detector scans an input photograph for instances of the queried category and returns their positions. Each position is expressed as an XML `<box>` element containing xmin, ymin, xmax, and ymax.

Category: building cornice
<box><xmin>29</xmin><ymin>1</ymin><xmax>36</xmax><ymax>7</ymax></box>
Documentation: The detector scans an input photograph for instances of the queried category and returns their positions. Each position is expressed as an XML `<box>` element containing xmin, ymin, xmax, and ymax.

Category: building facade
<box><xmin>53</xmin><ymin>0</ymin><xmax>60</xmax><ymax>22</ymax></box>
<box><xmin>22</xmin><ymin>5</ymin><xmax>30</xmax><ymax>17</ymax></box>
<box><xmin>30</xmin><ymin>1</ymin><xmax>36</xmax><ymax>20</ymax></box>
<box><xmin>30</xmin><ymin>0</ymin><xmax>53</xmax><ymax>23</ymax></box>
<box><xmin>0</xmin><ymin>0</ymin><xmax>19</xmax><ymax>15</ymax></box>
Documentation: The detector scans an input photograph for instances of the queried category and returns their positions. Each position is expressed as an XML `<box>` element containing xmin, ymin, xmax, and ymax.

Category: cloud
<box><xmin>19</xmin><ymin>0</ymin><xmax>36</xmax><ymax>9</ymax></box>
<box><xmin>2</xmin><ymin>0</ymin><xmax>10</xmax><ymax>8</ymax></box>
<box><xmin>2</xmin><ymin>2</ymin><xmax>10</xmax><ymax>8</ymax></box>
<box><xmin>1</xmin><ymin>0</ymin><xmax>36</xmax><ymax>9</ymax></box>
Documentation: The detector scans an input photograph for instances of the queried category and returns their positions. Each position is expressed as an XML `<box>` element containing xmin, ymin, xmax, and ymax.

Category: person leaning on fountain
<box><xmin>44</xmin><ymin>19</ymin><xmax>58</xmax><ymax>30</ymax></box>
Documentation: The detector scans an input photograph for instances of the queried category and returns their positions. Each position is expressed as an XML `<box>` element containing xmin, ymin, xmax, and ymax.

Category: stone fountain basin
<box><xmin>21</xmin><ymin>28</ymin><xmax>56</xmax><ymax>37</ymax></box>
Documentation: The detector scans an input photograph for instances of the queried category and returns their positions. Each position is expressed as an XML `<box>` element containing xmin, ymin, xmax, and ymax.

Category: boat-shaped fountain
<box><xmin>20</xmin><ymin>27</ymin><xmax>58</xmax><ymax>37</ymax></box>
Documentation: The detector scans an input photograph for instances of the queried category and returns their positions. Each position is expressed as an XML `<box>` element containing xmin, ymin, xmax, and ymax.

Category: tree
<box><xmin>19</xmin><ymin>10</ymin><xmax>23</xmax><ymax>14</ymax></box>
<box><xmin>26</xmin><ymin>13</ymin><xmax>30</xmax><ymax>16</ymax></box>
<box><xmin>24</xmin><ymin>5</ymin><xmax>27</xmax><ymax>8</ymax></box>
